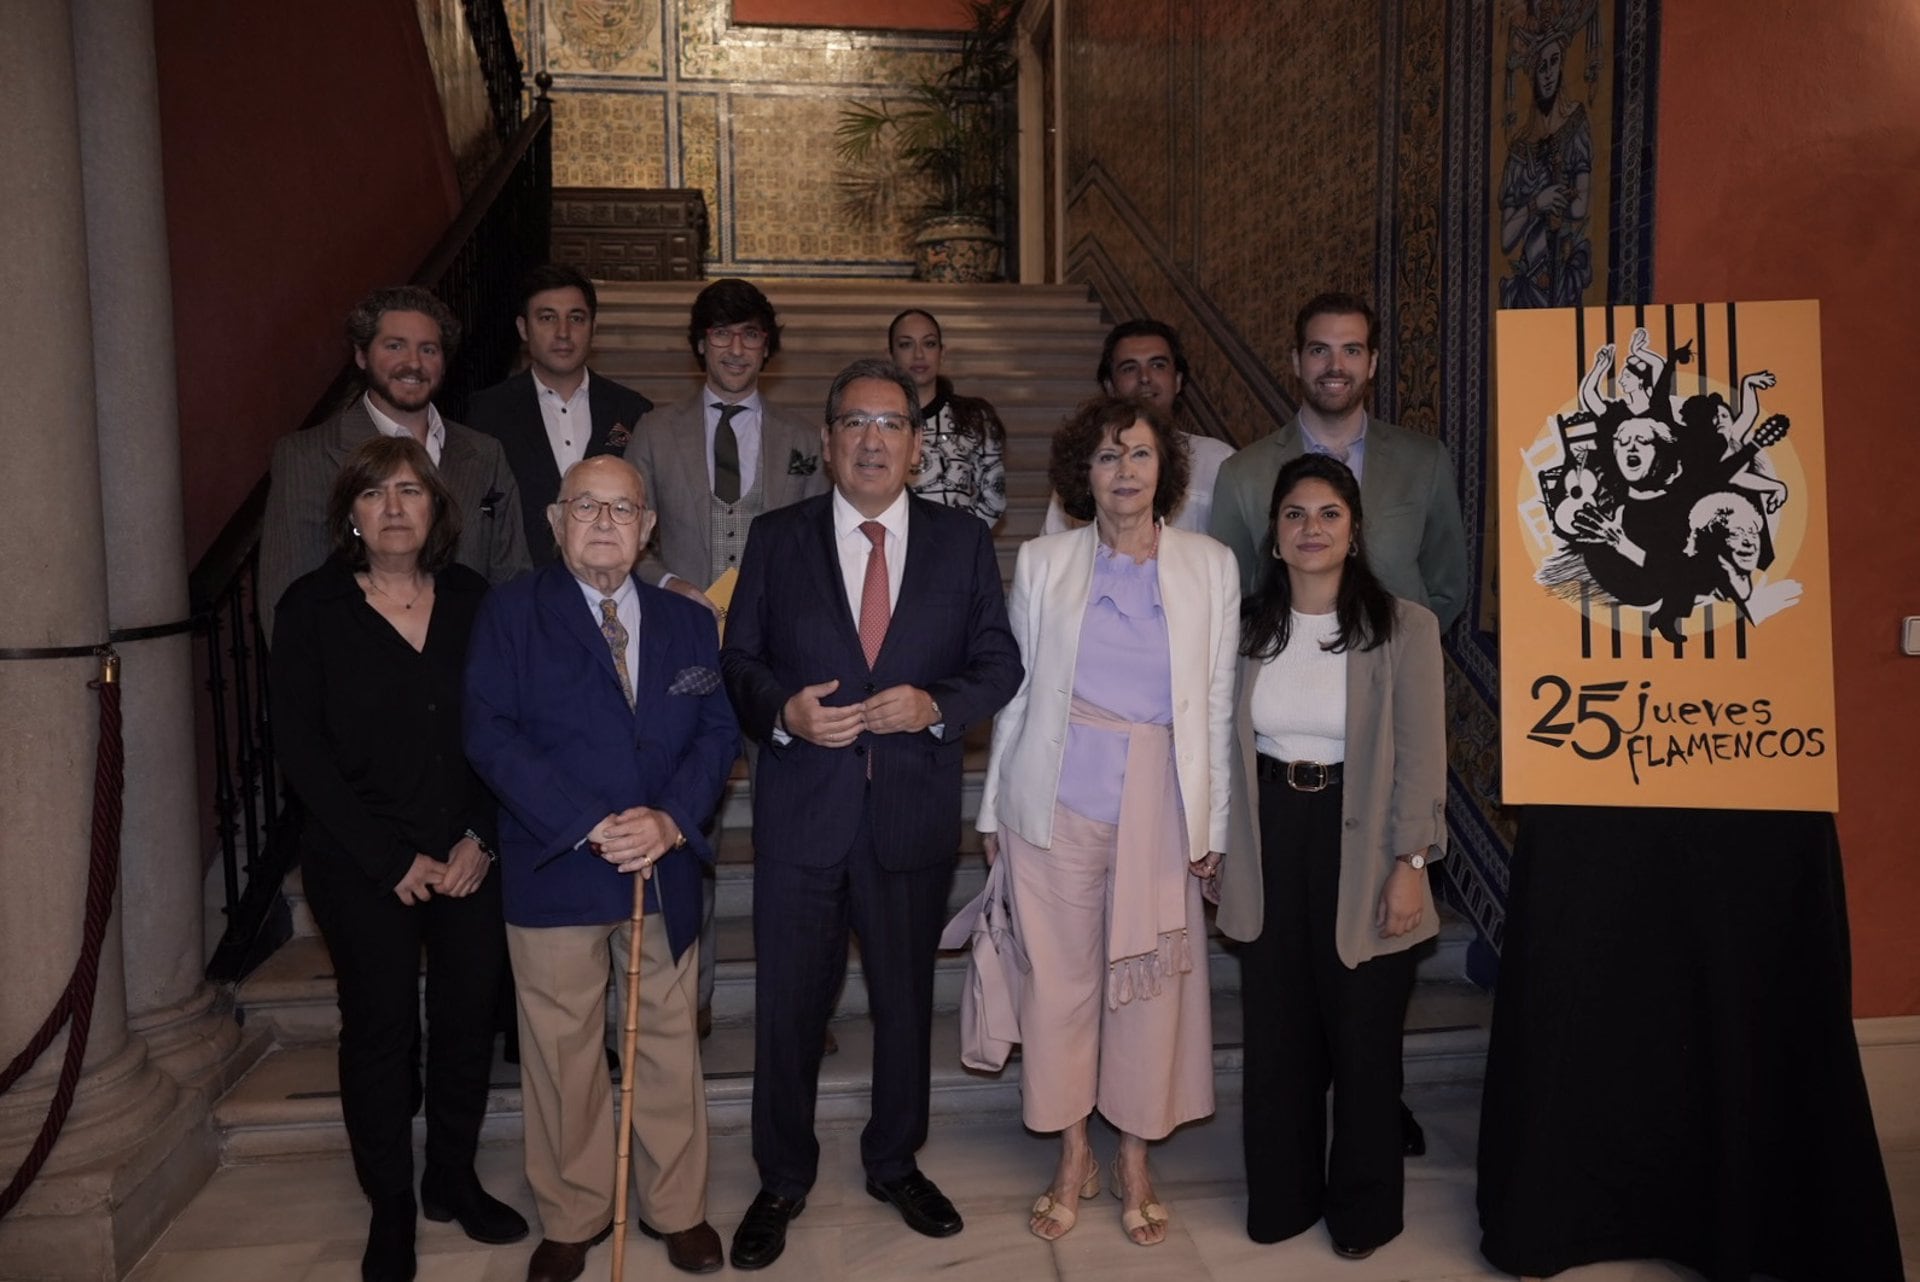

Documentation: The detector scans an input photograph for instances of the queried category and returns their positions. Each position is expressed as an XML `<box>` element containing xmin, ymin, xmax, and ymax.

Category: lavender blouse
<box><xmin>1054</xmin><ymin>546</ymin><xmax>1174</xmax><ymax>824</ymax></box>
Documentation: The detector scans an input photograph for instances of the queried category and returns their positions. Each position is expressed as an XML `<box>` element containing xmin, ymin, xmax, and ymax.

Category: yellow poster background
<box><xmin>1496</xmin><ymin>301</ymin><xmax>1838</xmax><ymax>810</ymax></box>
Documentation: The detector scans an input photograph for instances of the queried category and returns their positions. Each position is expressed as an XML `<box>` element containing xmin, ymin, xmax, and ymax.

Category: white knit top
<box><xmin>1250</xmin><ymin>609</ymin><xmax>1347</xmax><ymax>763</ymax></box>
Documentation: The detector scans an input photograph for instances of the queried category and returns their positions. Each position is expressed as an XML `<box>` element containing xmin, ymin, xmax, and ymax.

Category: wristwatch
<box><xmin>927</xmin><ymin>697</ymin><xmax>943</xmax><ymax>726</ymax></box>
<box><xmin>463</xmin><ymin>828</ymin><xmax>498</xmax><ymax>864</ymax></box>
<box><xmin>1396</xmin><ymin>851</ymin><xmax>1428</xmax><ymax>870</ymax></box>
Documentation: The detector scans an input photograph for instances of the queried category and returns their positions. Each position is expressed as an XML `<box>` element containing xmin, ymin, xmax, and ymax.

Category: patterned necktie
<box><xmin>713</xmin><ymin>403</ymin><xmax>743</xmax><ymax>503</ymax></box>
<box><xmin>858</xmin><ymin>520</ymin><xmax>890</xmax><ymax>668</ymax></box>
<box><xmin>599</xmin><ymin>597</ymin><xmax>635</xmax><ymax>708</ymax></box>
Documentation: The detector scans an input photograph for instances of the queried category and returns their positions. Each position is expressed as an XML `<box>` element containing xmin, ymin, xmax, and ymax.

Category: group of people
<box><xmin>263</xmin><ymin>272</ymin><xmax>1470</xmax><ymax>1282</ymax></box>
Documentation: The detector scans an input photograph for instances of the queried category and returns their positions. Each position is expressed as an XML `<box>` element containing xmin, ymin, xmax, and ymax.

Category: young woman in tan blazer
<box><xmin>1214</xmin><ymin>452</ymin><xmax>1447</xmax><ymax>1262</ymax></box>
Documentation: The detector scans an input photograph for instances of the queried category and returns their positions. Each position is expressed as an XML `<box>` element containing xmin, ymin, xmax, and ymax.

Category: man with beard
<box><xmin>260</xmin><ymin>286</ymin><xmax>531</xmax><ymax>639</ymax></box>
<box><xmin>1041</xmin><ymin>318</ymin><xmax>1236</xmax><ymax>534</ymax></box>
<box><xmin>1211</xmin><ymin>292</ymin><xmax>1468</xmax><ymax>629</ymax></box>
<box><xmin>1210</xmin><ymin>291</ymin><xmax>1467</xmax><ymax>1162</ymax></box>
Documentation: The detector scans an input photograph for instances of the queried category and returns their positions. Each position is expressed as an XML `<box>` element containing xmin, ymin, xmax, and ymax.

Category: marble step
<box><xmin>212</xmin><ymin>979</ymin><xmax>1492</xmax><ymax>1163</ymax></box>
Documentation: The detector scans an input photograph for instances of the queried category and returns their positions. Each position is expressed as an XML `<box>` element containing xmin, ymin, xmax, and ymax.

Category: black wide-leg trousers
<box><xmin>1238</xmin><ymin>775</ymin><xmax>1415</xmax><ymax>1251</ymax></box>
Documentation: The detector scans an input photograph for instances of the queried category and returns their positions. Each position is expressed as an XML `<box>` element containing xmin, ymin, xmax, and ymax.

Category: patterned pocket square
<box><xmin>668</xmin><ymin>665</ymin><xmax>721</xmax><ymax>696</ymax></box>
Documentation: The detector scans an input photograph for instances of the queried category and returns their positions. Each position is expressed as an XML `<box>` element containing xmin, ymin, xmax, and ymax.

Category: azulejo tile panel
<box><xmin>511</xmin><ymin>0</ymin><xmax>966</xmax><ymax>272</ymax></box>
<box><xmin>551</xmin><ymin>90</ymin><xmax>669</xmax><ymax>188</ymax></box>
<box><xmin>729</xmin><ymin>94</ymin><xmax>917</xmax><ymax>265</ymax></box>
<box><xmin>544</xmin><ymin>0</ymin><xmax>664</xmax><ymax>76</ymax></box>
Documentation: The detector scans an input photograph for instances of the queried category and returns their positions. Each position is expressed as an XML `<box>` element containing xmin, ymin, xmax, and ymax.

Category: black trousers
<box><xmin>1238</xmin><ymin>774</ymin><xmax>1415</xmax><ymax>1250</ymax></box>
<box><xmin>750</xmin><ymin>810</ymin><xmax>953</xmax><ymax>1198</ymax></box>
<box><xmin>302</xmin><ymin>848</ymin><xmax>507</xmax><ymax>1199</ymax></box>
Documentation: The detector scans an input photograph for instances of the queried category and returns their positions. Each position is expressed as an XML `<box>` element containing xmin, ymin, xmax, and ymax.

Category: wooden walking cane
<box><xmin>610</xmin><ymin>868</ymin><xmax>646</xmax><ymax>1281</ymax></box>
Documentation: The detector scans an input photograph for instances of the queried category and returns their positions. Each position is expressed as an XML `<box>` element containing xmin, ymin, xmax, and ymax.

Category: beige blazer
<box><xmin>976</xmin><ymin>523</ymin><xmax>1240</xmax><ymax>862</ymax></box>
<box><xmin>1216</xmin><ymin>598</ymin><xmax>1448</xmax><ymax>968</ymax></box>
<box><xmin>628</xmin><ymin>390</ymin><xmax>828</xmax><ymax>586</ymax></box>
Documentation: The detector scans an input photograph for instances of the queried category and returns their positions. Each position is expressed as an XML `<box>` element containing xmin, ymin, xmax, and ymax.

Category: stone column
<box><xmin>0</xmin><ymin>4</ymin><xmax>197</xmax><ymax>1277</ymax></box>
<box><xmin>72</xmin><ymin>0</ymin><xmax>243</xmax><ymax>1096</ymax></box>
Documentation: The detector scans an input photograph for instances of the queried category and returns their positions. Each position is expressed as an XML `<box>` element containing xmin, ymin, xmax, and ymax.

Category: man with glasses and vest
<box><xmin>627</xmin><ymin>278</ymin><xmax>830</xmax><ymax>1037</ymax></box>
<box><xmin>465</xmin><ymin>455</ymin><xmax>738</xmax><ymax>1280</ymax></box>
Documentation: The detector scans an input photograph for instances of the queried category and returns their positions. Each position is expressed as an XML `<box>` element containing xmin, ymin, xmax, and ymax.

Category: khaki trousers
<box><xmin>507</xmin><ymin>918</ymin><xmax>708</xmax><ymax>1240</ymax></box>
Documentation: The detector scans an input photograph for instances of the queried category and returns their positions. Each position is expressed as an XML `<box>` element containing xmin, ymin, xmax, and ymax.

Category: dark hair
<box><xmin>1240</xmin><ymin>453</ymin><xmax>1394</xmax><ymax>658</ymax></box>
<box><xmin>1095</xmin><ymin>318</ymin><xmax>1190</xmax><ymax>390</ymax></box>
<box><xmin>1049</xmin><ymin>395</ymin><xmax>1191</xmax><ymax>523</ymax></box>
<box><xmin>688</xmin><ymin>278</ymin><xmax>781</xmax><ymax>361</ymax></box>
<box><xmin>886</xmin><ymin>308</ymin><xmax>943</xmax><ymax>349</ymax></box>
<box><xmin>824</xmin><ymin>358</ymin><xmax>925</xmax><ymax>432</ymax></box>
<box><xmin>515</xmin><ymin>263</ymin><xmax>598</xmax><ymax>318</ymax></box>
<box><xmin>1292</xmin><ymin>291</ymin><xmax>1378</xmax><ymax>352</ymax></box>
<box><xmin>325</xmin><ymin>436</ymin><xmax>460</xmax><ymax>574</ymax></box>
<box><xmin>345</xmin><ymin>286</ymin><xmax>461</xmax><ymax>358</ymax></box>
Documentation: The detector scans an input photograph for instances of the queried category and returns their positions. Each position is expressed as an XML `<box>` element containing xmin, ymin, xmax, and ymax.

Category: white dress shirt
<box><xmin>704</xmin><ymin>387</ymin><xmax>764</xmax><ymax>496</ymax></box>
<box><xmin>364</xmin><ymin>392</ymin><xmax>446</xmax><ymax>465</ymax></box>
<box><xmin>535</xmin><ymin>368</ymin><xmax>594</xmax><ymax>474</ymax></box>
<box><xmin>831</xmin><ymin>486</ymin><xmax>909</xmax><ymax>615</ymax></box>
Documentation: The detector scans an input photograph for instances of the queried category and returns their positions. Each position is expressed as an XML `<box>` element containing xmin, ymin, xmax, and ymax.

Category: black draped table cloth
<box><xmin>1476</xmin><ymin>806</ymin><xmax>1903</xmax><ymax>1281</ymax></box>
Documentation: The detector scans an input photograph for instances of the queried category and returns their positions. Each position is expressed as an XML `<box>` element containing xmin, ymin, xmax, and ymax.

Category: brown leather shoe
<box><xmin>525</xmin><ymin>1223</ymin><xmax>611</xmax><ymax>1282</ymax></box>
<box><xmin>636</xmin><ymin>1217</ymin><xmax>724</xmax><ymax>1274</ymax></box>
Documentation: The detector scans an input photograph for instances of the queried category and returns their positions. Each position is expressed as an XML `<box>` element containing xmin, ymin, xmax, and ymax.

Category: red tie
<box><xmin>858</xmin><ymin>520</ymin><xmax>890</xmax><ymax>667</ymax></box>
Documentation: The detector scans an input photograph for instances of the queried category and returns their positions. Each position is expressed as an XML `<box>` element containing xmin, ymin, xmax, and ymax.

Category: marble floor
<box><xmin>127</xmin><ymin>1084</ymin><xmax>1919</xmax><ymax>1282</ymax></box>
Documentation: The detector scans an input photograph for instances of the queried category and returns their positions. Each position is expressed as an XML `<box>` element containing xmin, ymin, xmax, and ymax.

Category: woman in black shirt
<box><xmin>271</xmin><ymin>436</ymin><xmax>525</xmax><ymax>1282</ymax></box>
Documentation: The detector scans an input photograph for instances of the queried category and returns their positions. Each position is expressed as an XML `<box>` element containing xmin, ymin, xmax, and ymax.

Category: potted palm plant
<box><xmin>834</xmin><ymin>0</ymin><xmax>1019</xmax><ymax>281</ymax></box>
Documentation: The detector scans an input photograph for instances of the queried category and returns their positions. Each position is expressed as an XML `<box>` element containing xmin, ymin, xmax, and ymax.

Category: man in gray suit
<box><xmin>627</xmin><ymin>277</ymin><xmax>830</xmax><ymax>1036</ymax></box>
<box><xmin>630</xmin><ymin>278</ymin><xmax>828</xmax><ymax>613</ymax></box>
<box><xmin>1210</xmin><ymin>292</ymin><xmax>1468</xmax><ymax>631</ymax></box>
<box><xmin>259</xmin><ymin>285</ymin><xmax>531</xmax><ymax>639</ymax></box>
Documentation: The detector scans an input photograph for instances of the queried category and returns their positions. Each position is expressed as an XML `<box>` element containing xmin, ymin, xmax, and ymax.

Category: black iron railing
<box><xmin>201</xmin><ymin>81</ymin><xmax>551</xmax><ymax>983</ymax></box>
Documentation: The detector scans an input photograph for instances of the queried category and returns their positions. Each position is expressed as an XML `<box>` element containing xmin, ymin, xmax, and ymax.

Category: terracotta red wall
<box><xmin>154</xmin><ymin>0</ymin><xmax>461</xmax><ymax>560</ymax></box>
<box><xmin>1655</xmin><ymin>0</ymin><xmax>1920</xmax><ymax>1016</ymax></box>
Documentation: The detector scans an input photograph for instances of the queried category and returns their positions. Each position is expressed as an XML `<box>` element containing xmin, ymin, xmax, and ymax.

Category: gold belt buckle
<box><xmin>1285</xmin><ymin>761</ymin><xmax>1329</xmax><ymax>793</ymax></box>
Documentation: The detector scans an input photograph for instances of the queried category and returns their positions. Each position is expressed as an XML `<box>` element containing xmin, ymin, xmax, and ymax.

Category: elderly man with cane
<box><xmin>465</xmin><ymin>455</ymin><xmax>738</xmax><ymax>1280</ymax></box>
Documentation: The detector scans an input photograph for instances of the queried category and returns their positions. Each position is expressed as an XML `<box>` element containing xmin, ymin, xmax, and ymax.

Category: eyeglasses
<box><xmin>831</xmin><ymin>413</ymin><xmax>914</xmax><ymax>436</ymax></box>
<box><xmin>705</xmin><ymin>324</ymin><xmax>768</xmax><ymax>350</ymax></box>
<box><xmin>563</xmin><ymin>496</ymin><xmax>643</xmax><ymax>524</ymax></box>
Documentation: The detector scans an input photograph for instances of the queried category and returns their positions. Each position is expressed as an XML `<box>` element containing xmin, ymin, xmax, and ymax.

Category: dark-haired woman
<box><xmin>889</xmin><ymin>307</ymin><xmax>1008</xmax><ymax>525</ymax></box>
<box><xmin>1215</xmin><ymin>452</ymin><xmax>1446</xmax><ymax>1262</ymax></box>
<box><xmin>271</xmin><ymin>436</ymin><xmax>526</xmax><ymax>1282</ymax></box>
<box><xmin>977</xmin><ymin>396</ymin><xmax>1237</xmax><ymax>1246</ymax></box>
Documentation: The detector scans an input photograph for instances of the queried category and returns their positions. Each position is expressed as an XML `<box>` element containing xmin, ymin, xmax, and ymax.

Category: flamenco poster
<box><xmin>1496</xmin><ymin>301</ymin><xmax>1838</xmax><ymax>811</ymax></box>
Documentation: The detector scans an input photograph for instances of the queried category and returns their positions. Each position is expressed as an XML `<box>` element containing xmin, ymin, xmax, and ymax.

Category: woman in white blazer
<box><xmin>1215</xmin><ymin>452</ymin><xmax>1447</xmax><ymax>1262</ymax></box>
<box><xmin>976</xmin><ymin>396</ymin><xmax>1239</xmax><ymax>1247</ymax></box>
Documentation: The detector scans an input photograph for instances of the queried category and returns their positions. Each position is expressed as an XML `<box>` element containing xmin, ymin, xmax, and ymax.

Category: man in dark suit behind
<box><xmin>719</xmin><ymin>360</ymin><xmax>1022</xmax><ymax>1270</ymax></box>
<box><xmin>259</xmin><ymin>285</ymin><xmax>530</xmax><ymax>639</ymax></box>
<box><xmin>467</xmin><ymin>264</ymin><xmax>654</xmax><ymax>566</ymax></box>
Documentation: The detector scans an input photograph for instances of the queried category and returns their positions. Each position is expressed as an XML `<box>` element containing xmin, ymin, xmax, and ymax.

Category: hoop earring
<box><xmin>352</xmin><ymin>525</ymin><xmax>362</xmax><ymax>538</ymax></box>
<box><xmin>1270</xmin><ymin>544</ymin><xmax>1283</xmax><ymax>560</ymax></box>
<box><xmin>1347</xmin><ymin>543</ymin><xmax>1358</xmax><ymax>558</ymax></box>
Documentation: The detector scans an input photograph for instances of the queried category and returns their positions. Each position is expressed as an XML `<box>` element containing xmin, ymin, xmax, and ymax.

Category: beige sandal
<box><xmin>1110</xmin><ymin>1160</ymin><xmax>1169</xmax><ymax>1246</ymax></box>
<box><xmin>1028</xmin><ymin>1156</ymin><xmax>1102</xmax><ymax>1241</ymax></box>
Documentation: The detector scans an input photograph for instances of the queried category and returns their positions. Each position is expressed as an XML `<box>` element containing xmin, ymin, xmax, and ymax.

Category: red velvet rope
<box><xmin>0</xmin><ymin>652</ymin><xmax>124</xmax><ymax>1221</ymax></box>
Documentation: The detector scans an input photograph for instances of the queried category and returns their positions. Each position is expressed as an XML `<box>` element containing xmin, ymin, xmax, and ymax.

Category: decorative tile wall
<box><xmin>1063</xmin><ymin>0</ymin><xmax>1660</xmax><ymax>971</ymax></box>
<box><xmin>510</xmin><ymin>0</ymin><xmax>962</xmax><ymax>274</ymax></box>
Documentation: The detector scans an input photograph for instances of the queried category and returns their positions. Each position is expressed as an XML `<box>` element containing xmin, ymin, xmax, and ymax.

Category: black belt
<box><xmin>1257</xmin><ymin>755</ymin><xmax>1344</xmax><ymax>792</ymax></box>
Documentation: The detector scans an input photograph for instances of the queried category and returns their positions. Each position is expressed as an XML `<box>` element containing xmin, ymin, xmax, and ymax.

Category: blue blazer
<box><xmin>721</xmin><ymin>492</ymin><xmax>1022</xmax><ymax>871</ymax></box>
<box><xmin>464</xmin><ymin>561</ymin><xmax>739</xmax><ymax>958</ymax></box>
